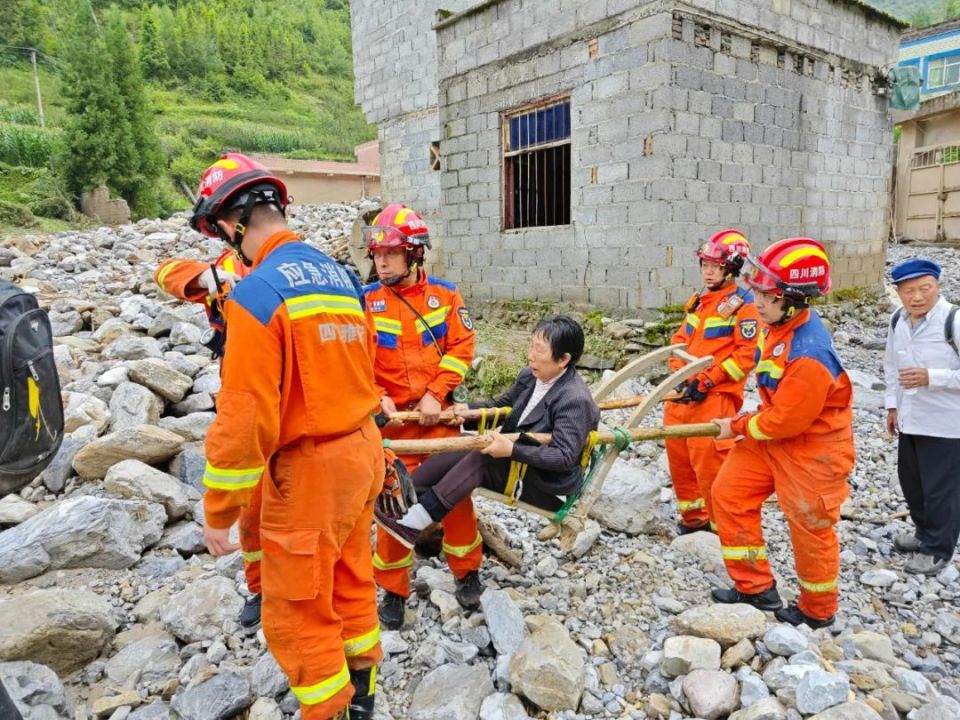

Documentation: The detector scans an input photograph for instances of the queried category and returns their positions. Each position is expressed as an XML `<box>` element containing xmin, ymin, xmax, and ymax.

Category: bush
<box><xmin>0</xmin><ymin>101</ymin><xmax>40</xmax><ymax>126</ymax></box>
<box><xmin>0</xmin><ymin>162</ymin><xmax>76</xmax><ymax>221</ymax></box>
<box><xmin>0</xmin><ymin>199</ymin><xmax>36</xmax><ymax>226</ymax></box>
<box><xmin>0</xmin><ymin>125</ymin><xmax>61</xmax><ymax>167</ymax></box>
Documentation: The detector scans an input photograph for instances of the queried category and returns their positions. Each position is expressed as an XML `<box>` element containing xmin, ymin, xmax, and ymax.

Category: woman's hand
<box><xmin>480</xmin><ymin>431</ymin><xmax>514</xmax><ymax>458</ymax></box>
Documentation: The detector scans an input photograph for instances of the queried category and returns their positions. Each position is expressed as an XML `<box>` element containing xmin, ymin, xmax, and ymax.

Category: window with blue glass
<box><xmin>503</xmin><ymin>97</ymin><xmax>571</xmax><ymax>230</ymax></box>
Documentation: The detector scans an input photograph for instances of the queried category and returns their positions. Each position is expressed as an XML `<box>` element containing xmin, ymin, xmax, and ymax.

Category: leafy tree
<box><xmin>105</xmin><ymin>10</ymin><xmax>163</xmax><ymax>216</ymax></box>
<box><xmin>1</xmin><ymin>0</ymin><xmax>54</xmax><ymax>53</ymax></box>
<box><xmin>58</xmin><ymin>0</ymin><xmax>128</xmax><ymax>200</ymax></box>
<box><xmin>139</xmin><ymin>11</ymin><xmax>170</xmax><ymax>80</ymax></box>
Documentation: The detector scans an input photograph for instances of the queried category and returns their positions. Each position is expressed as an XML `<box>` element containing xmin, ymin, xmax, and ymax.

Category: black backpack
<box><xmin>0</xmin><ymin>280</ymin><xmax>64</xmax><ymax>497</ymax></box>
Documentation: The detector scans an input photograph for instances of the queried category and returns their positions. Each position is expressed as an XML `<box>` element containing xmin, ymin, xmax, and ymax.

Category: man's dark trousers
<box><xmin>899</xmin><ymin>433</ymin><xmax>960</xmax><ymax>561</ymax></box>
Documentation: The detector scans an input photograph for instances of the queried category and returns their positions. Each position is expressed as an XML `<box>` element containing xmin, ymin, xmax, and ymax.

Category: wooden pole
<box><xmin>386</xmin><ymin>392</ymin><xmax>682</xmax><ymax>424</ymax></box>
<box><xmin>31</xmin><ymin>50</ymin><xmax>45</xmax><ymax>130</ymax></box>
<box><xmin>385</xmin><ymin>422</ymin><xmax>720</xmax><ymax>455</ymax></box>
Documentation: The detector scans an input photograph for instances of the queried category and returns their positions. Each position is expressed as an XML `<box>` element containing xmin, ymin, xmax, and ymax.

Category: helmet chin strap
<box><xmin>381</xmin><ymin>258</ymin><xmax>419</xmax><ymax>287</ymax></box>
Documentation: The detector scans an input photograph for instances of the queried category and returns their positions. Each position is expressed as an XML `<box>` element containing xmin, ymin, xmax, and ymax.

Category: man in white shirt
<box><xmin>884</xmin><ymin>258</ymin><xmax>960</xmax><ymax>575</ymax></box>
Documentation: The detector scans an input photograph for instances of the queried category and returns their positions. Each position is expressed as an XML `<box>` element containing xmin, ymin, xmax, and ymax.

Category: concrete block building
<box><xmin>352</xmin><ymin>0</ymin><xmax>904</xmax><ymax>308</ymax></box>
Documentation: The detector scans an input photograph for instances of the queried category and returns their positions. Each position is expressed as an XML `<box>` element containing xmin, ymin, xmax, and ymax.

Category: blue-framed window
<box><xmin>928</xmin><ymin>54</ymin><xmax>960</xmax><ymax>89</ymax></box>
<box><xmin>503</xmin><ymin>97</ymin><xmax>571</xmax><ymax>230</ymax></box>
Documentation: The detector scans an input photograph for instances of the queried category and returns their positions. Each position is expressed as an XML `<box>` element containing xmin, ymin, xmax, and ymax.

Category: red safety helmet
<box><xmin>696</xmin><ymin>229</ymin><xmax>751</xmax><ymax>276</ymax></box>
<box><xmin>363</xmin><ymin>203</ymin><xmax>431</xmax><ymax>259</ymax></box>
<box><xmin>190</xmin><ymin>153</ymin><xmax>288</xmax><ymax>239</ymax></box>
<box><xmin>745</xmin><ymin>237</ymin><xmax>831</xmax><ymax>301</ymax></box>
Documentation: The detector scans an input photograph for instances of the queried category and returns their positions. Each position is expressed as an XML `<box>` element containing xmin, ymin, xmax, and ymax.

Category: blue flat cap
<box><xmin>891</xmin><ymin>258</ymin><xmax>942</xmax><ymax>284</ymax></box>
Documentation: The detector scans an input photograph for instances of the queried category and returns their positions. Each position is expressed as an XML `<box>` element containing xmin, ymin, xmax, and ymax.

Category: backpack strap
<box><xmin>946</xmin><ymin>304</ymin><xmax>959</xmax><ymax>357</ymax></box>
<box><xmin>891</xmin><ymin>307</ymin><xmax>902</xmax><ymax>332</ymax></box>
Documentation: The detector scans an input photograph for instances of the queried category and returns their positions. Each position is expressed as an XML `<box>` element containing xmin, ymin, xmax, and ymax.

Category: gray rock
<box><xmin>0</xmin><ymin>496</ymin><xmax>165</xmax><ymax>583</ymax></box>
<box><xmin>72</xmin><ymin>424</ymin><xmax>184</xmax><ymax>480</ymax></box>
<box><xmin>93</xmin><ymin>318</ymin><xmax>133</xmax><ymax>345</ymax></box>
<box><xmin>682</xmin><ymin>669</ymin><xmax>739</xmax><ymax>720</ymax></box>
<box><xmin>39</xmin><ymin>438</ymin><xmax>82</xmax><ymax>493</ymax></box>
<box><xmin>104</xmin><ymin>631</ymin><xmax>180</xmax><ymax>686</ymax></box>
<box><xmin>170</xmin><ymin>671</ymin><xmax>252</xmax><ymax>720</ymax></box>
<box><xmin>248</xmin><ymin>697</ymin><xmax>283</xmax><ymax>720</ymax></box>
<box><xmin>859</xmin><ymin>569</ymin><xmax>898</xmax><ymax>588</ymax></box>
<box><xmin>669</xmin><ymin>531</ymin><xmax>726</xmax><ymax>573</ymax></box>
<box><xmin>763</xmin><ymin>624</ymin><xmax>808</xmax><ymax>656</ymax></box>
<box><xmin>168</xmin><ymin>448</ymin><xmax>206</xmax><ymax>494</ymax></box>
<box><xmin>762</xmin><ymin>661</ymin><xmax>818</xmax><ymax>693</ymax></box>
<box><xmin>796</xmin><ymin>669</ymin><xmax>850</xmax><ymax>714</ymax></box>
<box><xmin>49</xmin><ymin>310</ymin><xmax>83</xmax><ymax>336</ymax></box>
<box><xmin>161</xmin><ymin>576</ymin><xmax>243</xmax><ymax>643</ymax></box>
<box><xmin>509</xmin><ymin>618</ymin><xmax>586</xmax><ymax>710</ymax></box>
<box><xmin>97</xmin><ymin>365</ymin><xmax>129</xmax><ymax>388</ymax></box>
<box><xmin>129</xmin><ymin>359</ymin><xmax>194</xmax><ymax>403</ymax></box>
<box><xmin>589</xmin><ymin>459</ymin><xmax>663</xmax><ymax>534</ymax></box>
<box><xmin>849</xmin><ymin>631</ymin><xmax>895</xmax><ymax>666</ymax></box>
<box><xmin>62</xmin><ymin>391</ymin><xmax>110</xmax><ymax>434</ymax></box>
<box><xmin>728</xmin><ymin>697</ymin><xmax>788</xmax><ymax>720</ymax></box>
<box><xmin>0</xmin><ymin>496</ymin><xmax>39</xmax><ymax>525</ymax></box>
<box><xmin>380</xmin><ymin>631</ymin><xmax>409</xmax><ymax>656</ymax></box>
<box><xmin>192</xmin><ymin>372</ymin><xmax>221</xmax><ymax>395</ymax></box>
<box><xmin>409</xmin><ymin>663</ymin><xmax>494</xmax><ymax>720</ymax></box>
<box><xmin>737</xmin><ymin>667</ymin><xmax>771</xmax><ymax>706</ymax></box>
<box><xmin>158</xmin><ymin>412</ymin><xmax>215</xmax><ymax>442</ymax></box>
<box><xmin>673</xmin><ymin>604</ymin><xmax>767</xmax><ymax>647</ymax></box>
<box><xmin>169</xmin><ymin>392</ymin><xmax>215</xmax><ymax>416</ymax></box>
<box><xmin>104</xmin><ymin>459</ymin><xmax>193</xmax><ymax>520</ymax></box>
<box><xmin>806</xmin><ymin>702</ymin><xmax>883</xmax><ymax>719</ymax></box>
<box><xmin>480</xmin><ymin>589</ymin><xmax>525</xmax><ymax>655</ymax></box>
<box><xmin>0</xmin><ymin>590</ymin><xmax>115</xmax><ymax>675</ymax></box>
<box><xmin>479</xmin><ymin>692</ymin><xmax>530</xmax><ymax>720</ymax></box>
<box><xmin>910</xmin><ymin>696</ymin><xmax>960</xmax><ymax>720</ymax></box>
<box><xmin>460</xmin><ymin>626</ymin><xmax>491</xmax><ymax>650</ymax></box>
<box><xmin>891</xmin><ymin>667</ymin><xmax>935</xmax><ymax>698</ymax></box>
<box><xmin>128</xmin><ymin>702</ymin><xmax>173</xmax><ymax>719</ymax></box>
<box><xmin>252</xmin><ymin>651</ymin><xmax>289</xmax><ymax>698</ymax></box>
<box><xmin>170</xmin><ymin>322</ymin><xmax>202</xmax><ymax>346</ymax></box>
<box><xmin>103</xmin><ymin>335</ymin><xmax>163</xmax><ymax>361</ymax></box>
<box><xmin>109</xmin><ymin>382</ymin><xmax>163</xmax><ymax>432</ymax></box>
<box><xmin>661</xmin><ymin>635</ymin><xmax>721</xmax><ymax>678</ymax></box>
<box><xmin>0</xmin><ymin>661</ymin><xmax>72</xmax><ymax>718</ymax></box>
<box><xmin>934</xmin><ymin>611</ymin><xmax>960</xmax><ymax>645</ymax></box>
<box><xmin>135</xmin><ymin>554</ymin><xmax>186</xmax><ymax>579</ymax></box>
<box><xmin>156</xmin><ymin>522</ymin><xmax>206</xmax><ymax>555</ymax></box>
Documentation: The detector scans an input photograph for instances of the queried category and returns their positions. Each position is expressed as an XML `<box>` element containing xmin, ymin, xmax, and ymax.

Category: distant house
<box><xmin>253</xmin><ymin>141</ymin><xmax>380</xmax><ymax>205</ymax></box>
<box><xmin>895</xmin><ymin>19</ymin><xmax>960</xmax><ymax>241</ymax></box>
<box><xmin>352</xmin><ymin>1</ymin><xmax>904</xmax><ymax>308</ymax></box>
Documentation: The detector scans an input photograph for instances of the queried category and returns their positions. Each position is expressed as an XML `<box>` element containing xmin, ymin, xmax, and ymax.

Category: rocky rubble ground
<box><xmin>0</xmin><ymin>214</ymin><xmax>957</xmax><ymax>720</ymax></box>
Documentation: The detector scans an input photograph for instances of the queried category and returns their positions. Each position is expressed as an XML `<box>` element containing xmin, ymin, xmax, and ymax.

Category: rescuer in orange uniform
<box><xmin>154</xmin><ymin>247</ymin><xmax>265</xmax><ymax>632</ymax></box>
<box><xmin>361</xmin><ymin>204</ymin><xmax>479</xmax><ymax>630</ymax></box>
<box><xmin>195</xmin><ymin>153</ymin><xmax>384</xmax><ymax>720</ymax></box>
<box><xmin>710</xmin><ymin>238</ymin><xmax>855</xmax><ymax>629</ymax></box>
<box><xmin>665</xmin><ymin>229</ymin><xmax>760</xmax><ymax>534</ymax></box>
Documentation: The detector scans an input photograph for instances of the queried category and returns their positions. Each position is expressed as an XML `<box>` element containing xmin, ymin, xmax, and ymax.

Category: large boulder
<box><xmin>661</xmin><ymin>635</ymin><xmax>721</xmax><ymax>678</ymax></box>
<box><xmin>588</xmin><ymin>459</ymin><xmax>663</xmax><ymax>534</ymax></box>
<box><xmin>0</xmin><ymin>590</ymin><xmax>116</xmax><ymax>675</ymax></box>
<box><xmin>108</xmin><ymin>382</ymin><xmax>163</xmax><ymax>432</ymax></box>
<box><xmin>62</xmin><ymin>391</ymin><xmax>110</xmax><ymax>434</ymax></box>
<box><xmin>128</xmin><ymin>359</ymin><xmax>194</xmax><ymax>403</ymax></box>
<box><xmin>104</xmin><ymin>630</ymin><xmax>180</xmax><ymax>686</ymax></box>
<box><xmin>0</xmin><ymin>661</ymin><xmax>72</xmax><ymax>718</ymax></box>
<box><xmin>161</xmin><ymin>576</ymin><xmax>244</xmax><ymax>644</ymax></box>
<box><xmin>508</xmin><ymin>618</ymin><xmax>586</xmax><ymax>711</ymax></box>
<box><xmin>104</xmin><ymin>459</ymin><xmax>193</xmax><ymax>521</ymax></box>
<box><xmin>682</xmin><ymin>669</ymin><xmax>739</xmax><ymax>720</ymax></box>
<box><xmin>0</xmin><ymin>496</ymin><xmax>165</xmax><ymax>583</ymax></box>
<box><xmin>409</xmin><ymin>663</ymin><xmax>494</xmax><ymax>720</ymax></box>
<box><xmin>673</xmin><ymin>604</ymin><xmax>767</xmax><ymax>647</ymax></box>
<box><xmin>170</xmin><ymin>672</ymin><xmax>252</xmax><ymax>720</ymax></box>
<box><xmin>480</xmin><ymin>589</ymin><xmax>525</xmax><ymax>655</ymax></box>
<box><xmin>72</xmin><ymin>424</ymin><xmax>184</xmax><ymax>480</ymax></box>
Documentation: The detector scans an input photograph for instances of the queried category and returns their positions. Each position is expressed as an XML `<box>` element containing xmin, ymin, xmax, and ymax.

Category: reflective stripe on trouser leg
<box><xmin>240</xmin><ymin>481</ymin><xmax>263</xmax><ymax>594</ymax></box>
<box><xmin>441</xmin><ymin>496</ymin><xmax>483</xmax><ymax>579</ymax></box>
<box><xmin>711</xmin><ymin>438</ymin><xmax>777</xmax><ymax>595</ymax></box>
<box><xmin>373</xmin><ymin>525</ymin><xmax>415</xmax><ymax>598</ymax></box>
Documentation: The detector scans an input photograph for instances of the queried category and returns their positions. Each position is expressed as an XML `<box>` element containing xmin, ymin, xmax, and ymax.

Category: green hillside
<box><xmin>0</xmin><ymin>0</ymin><xmax>375</xmax><ymax>227</ymax></box>
<box><xmin>866</xmin><ymin>0</ymin><xmax>960</xmax><ymax>25</ymax></box>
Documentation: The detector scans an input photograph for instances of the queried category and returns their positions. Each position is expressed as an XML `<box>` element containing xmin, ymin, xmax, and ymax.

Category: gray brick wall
<box><xmin>429</xmin><ymin>0</ymin><xmax>900</xmax><ymax>307</ymax></box>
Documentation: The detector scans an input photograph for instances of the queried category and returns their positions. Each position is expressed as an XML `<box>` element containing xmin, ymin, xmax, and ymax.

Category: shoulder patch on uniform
<box><xmin>458</xmin><ymin>306</ymin><xmax>474</xmax><ymax>330</ymax></box>
<box><xmin>426</xmin><ymin>294</ymin><xmax>440</xmax><ymax>309</ymax></box>
<box><xmin>739</xmin><ymin>319</ymin><xmax>758</xmax><ymax>339</ymax></box>
<box><xmin>426</xmin><ymin>275</ymin><xmax>457</xmax><ymax>291</ymax></box>
<box><xmin>772</xmin><ymin>342</ymin><xmax>786</xmax><ymax>357</ymax></box>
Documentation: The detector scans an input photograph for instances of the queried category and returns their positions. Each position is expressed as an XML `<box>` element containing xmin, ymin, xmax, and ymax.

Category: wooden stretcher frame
<box><xmin>471</xmin><ymin>344</ymin><xmax>713</xmax><ymax>537</ymax></box>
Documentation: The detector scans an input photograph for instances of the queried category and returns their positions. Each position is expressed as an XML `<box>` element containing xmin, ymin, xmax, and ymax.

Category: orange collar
<box><xmin>391</xmin><ymin>268</ymin><xmax>427</xmax><ymax>296</ymax></box>
<box><xmin>700</xmin><ymin>280</ymin><xmax>737</xmax><ymax>302</ymax></box>
<box><xmin>251</xmin><ymin>230</ymin><xmax>300</xmax><ymax>268</ymax></box>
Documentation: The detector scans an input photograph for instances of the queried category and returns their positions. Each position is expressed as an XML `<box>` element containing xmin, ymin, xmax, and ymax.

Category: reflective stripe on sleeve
<box><xmin>438</xmin><ymin>354</ymin><xmax>469</xmax><ymax>377</ymax></box>
<box><xmin>747</xmin><ymin>415</ymin><xmax>772</xmax><ymax>441</ymax></box>
<box><xmin>202</xmin><ymin>463</ymin><xmax>263</xmax><ymax>491</ymax></box>
<box><xmin>721</xmin><ymin>358</ymin><xmax>745</xmax><ymax>381</ymax></box>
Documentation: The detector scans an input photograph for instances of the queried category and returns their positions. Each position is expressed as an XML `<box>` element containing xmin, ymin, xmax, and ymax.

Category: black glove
<box><xmin>680</xmin><ymin>378</ymin><xmax>708</xmax><ymax>403</ymax></box>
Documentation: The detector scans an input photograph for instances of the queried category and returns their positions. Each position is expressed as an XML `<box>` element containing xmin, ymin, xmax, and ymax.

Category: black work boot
<box><xmin>348</xmin><ymin>667</ymin><xmax>376</xmax><ymax>720</ymax></box>
<box><xmin>711</xmin><ymin>582</ymin><xmax>783</xmax><ymax>611</ymax></box>
<box><xmin>454</xmin><ymin>570</ymin><xmax>484</xmax><ymax>610</ymax></box>
<box><xmin>775</xmin><ymin>603</ymin><xmax>834</xmax><ymax>629</ymax></box>
<box><xmin>239</xmin><ymin>594</ymin><xmax>262</xmax><ymax>631</ymax></box>
<box><xmin>677</xmin><ymin>521</ymin><xmax>713</xmax><ymax>536</ymax></box>
<box><xmin>378</xmin><ymin>591</ymin><xmax>406</xmax><ymax>630</ymax></box>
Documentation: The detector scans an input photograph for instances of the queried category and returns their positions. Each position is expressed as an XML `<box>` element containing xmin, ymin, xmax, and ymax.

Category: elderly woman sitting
<box><xmin>375</xmin><ymin>314</ymin><xmax>600</xmax><ymax>547</ymax></box>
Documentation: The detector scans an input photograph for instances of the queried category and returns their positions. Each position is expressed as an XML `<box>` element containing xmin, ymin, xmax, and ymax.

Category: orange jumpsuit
<box><xmin>712</xmin><ymin>308</ymin><xmax>855</xmax><ymax>621</ymax></box>
<box><xmin>202</xmin><ymin>231</ymin><xmax>384</xmax><ymax>719</ymax></box>
<box><xmin>665</xmin><ymin>283</ymin><xmax>760</xmax><ymax>530</ymax></box>
<box><xmin>155</xmin><ymin>250</ymin><xmax>263</xmax><ymax>597</ymax></box>
<box><xmin>363</xmin><ymin>271</ymin><xmax>477</xmax><ymax>598</ymax></box>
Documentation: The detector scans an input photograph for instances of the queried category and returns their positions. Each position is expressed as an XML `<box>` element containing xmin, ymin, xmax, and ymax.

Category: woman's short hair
<box><xmin>533</xmin><ymin>314</ymin><xmax>585</xmax><ymax>366</ymax></box>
